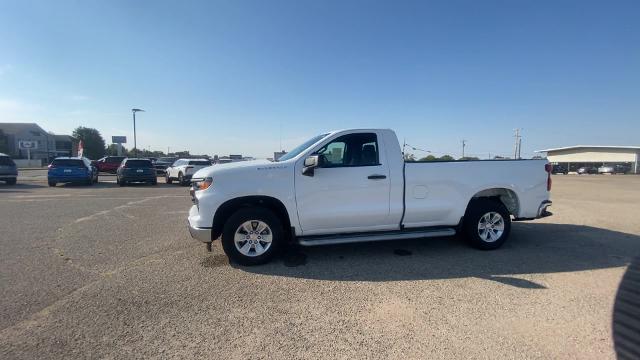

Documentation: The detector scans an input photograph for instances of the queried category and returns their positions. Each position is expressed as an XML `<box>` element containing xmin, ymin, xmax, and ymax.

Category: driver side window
<box><xmin>316</xmin><ymin>133</ymin><xmax>379</xmax><ymax>167</ymax></box>
<box><xmin>319</xmin><ymin>141</ymin><xmax>346</xmax><ymax>166</ymax></box>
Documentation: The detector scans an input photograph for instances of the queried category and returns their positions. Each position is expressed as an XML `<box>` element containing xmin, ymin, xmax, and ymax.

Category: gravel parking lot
<box><xmin>1</xmin><ymin>173</ymin><xmax>639</xmax><ymax>359</ymax></box>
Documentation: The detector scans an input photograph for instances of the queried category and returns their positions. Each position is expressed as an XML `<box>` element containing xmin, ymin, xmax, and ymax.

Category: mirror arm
<box><xmin>302</xmin><ymin>166</ymin><xmax>315</xmax><ymax>177</ymax></box>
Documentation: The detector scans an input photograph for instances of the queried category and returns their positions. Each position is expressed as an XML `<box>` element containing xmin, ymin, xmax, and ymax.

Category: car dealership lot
<box><xmin>1</xmin><ymin>174</ymin><xmax>639</xmax><ymax>359</ymax></box>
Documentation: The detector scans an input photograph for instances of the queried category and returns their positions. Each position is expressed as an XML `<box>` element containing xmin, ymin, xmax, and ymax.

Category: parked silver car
<box><xmin>0</xmin><ymin>153</ymin><xmax>18</xmax><ymax>185</ymax></box>
<box><xmin>598</xmin><ymin>164</ymin><xmax>630</xmax><ymax>174</ymax></box>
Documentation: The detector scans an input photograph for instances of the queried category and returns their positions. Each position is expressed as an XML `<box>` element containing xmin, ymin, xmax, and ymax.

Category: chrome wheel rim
<box><xmin>477</xmin><ymin>212</ymin><xmax>504</xmax><ymax>242</ymax></box>
<box><xmin>234</xmin><ymin>220</ymin><xmax>273</xmax><ymax>257</ymax></box>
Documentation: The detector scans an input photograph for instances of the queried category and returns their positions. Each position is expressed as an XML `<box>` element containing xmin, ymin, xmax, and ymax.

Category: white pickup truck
<box><xmin>188</xmin><ymin>129</ymin><xmax>552</xmax><ymax>265</ymax></box>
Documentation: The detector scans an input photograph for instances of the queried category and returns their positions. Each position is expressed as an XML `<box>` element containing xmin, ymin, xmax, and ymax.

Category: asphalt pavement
<box><xmin>1</xmin><ymin>172</ymin><xmax>639</xmax><ymax>359</ymax></box>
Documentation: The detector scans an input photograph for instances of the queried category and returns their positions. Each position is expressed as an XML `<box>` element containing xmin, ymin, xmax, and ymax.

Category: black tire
<box><xmin>48</xmin><ymin>181</ymin><xmax>56</xmax><ymax>187</ymax></box>
<box><xmin>119</xmin><ymin>179</ymin><xmax>126</xmax><ymax>187</ymax></box>
<box><xmin>221</xmin><ymin>207</ymin><xmax>285</xmax><ymax>266</ymax></box>
<box><xmin>86</xmin><ymin>178</ymin><xmax>93</xmax><ymax>186</ymax></box>
<box><xmin>166</xmin><ymin>174</ymin><xmax>172</xmax><ymax>184</ymax></box>
<box><xmin>6</xmin><ymin>178</ymin><xmax>16</xmax><ymax>185</ymax></box>
<box><xmin>178</xmin><ymin>172</ymin><xmax>185</xmax><ymax>186</ymax></box>
<box><xmin>463</xmin><ymin>198</ymin><xmax>511</xmax><ymax>250</ymax></box>
<box><xmin>94</xmin><ymin>175</ymin><xmax>99</xmax><ymax>184</ymax></box>
<box><xmin>151</xmin><ymin>179</ymin><xmax>158</xmax><ymax>185</ymax></box>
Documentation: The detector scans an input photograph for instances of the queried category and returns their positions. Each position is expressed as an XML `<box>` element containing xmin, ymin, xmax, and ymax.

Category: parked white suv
<box><xmin>165</xmin><ymin>158</ymin><xmax>212</xmax><ymax>185</ymax></box>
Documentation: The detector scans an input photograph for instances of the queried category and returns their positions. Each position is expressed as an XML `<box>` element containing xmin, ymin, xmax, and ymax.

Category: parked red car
<box><xmin>95</xmin><ymin>156</ymin><xmax>125</xmax><ymax>173</ymax></box>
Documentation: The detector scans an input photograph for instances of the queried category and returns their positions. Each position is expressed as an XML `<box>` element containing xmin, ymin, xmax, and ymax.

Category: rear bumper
<box><xmin>48</xmin><ymin>176</ymin><xmax>91</xmax><ymax>183</ymax></box>
<box><xmin>0</xmin><ymin>174</ymin><xmax>17</xmax><ymax>180</ymax></box>
<box><xmin>121</xmin><ymin>175</ymin><xmax>156</xmax><ymax>182</ymax></box>
<box><xmin>514</xmin><ymin>200</ymin><xmax>552</xmax><ymax>221</ymax></box>
<box><xmin>537</xmin><ymin>200</ymin><xmax>553</xmax><ymax>218</ymax></box>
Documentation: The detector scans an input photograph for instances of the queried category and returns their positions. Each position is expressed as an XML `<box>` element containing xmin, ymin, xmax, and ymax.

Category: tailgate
<box><xmin>49</xmin><ymin>167</ymin><xmax>87</xmax><ymax>177</ymax></box>
<box><xmin>124</xmin><ymin>168</ymin><xmax>154</xmax><ymax>176</ymax></box>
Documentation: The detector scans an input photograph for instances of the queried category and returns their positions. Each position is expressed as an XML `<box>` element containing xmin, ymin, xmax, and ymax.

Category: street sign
<box><xmin>18</xmin><ymin>140</ymin><xmax>38</xmax><ymax>149</ymax></box>
<box><xmin>112</xmin><ymin>136</ymin><xmax>127</xmax><ymax>144</ymax></box>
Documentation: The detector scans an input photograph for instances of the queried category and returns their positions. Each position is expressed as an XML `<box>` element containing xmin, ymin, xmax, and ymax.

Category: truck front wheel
<box><xmin>221</xmin><ymin>207</ymin><xmax>284</xmax><ymax>266</ymax></box>
<box><xmin>463</xmin><ymin>199</ymin><xmax>511</xmax><ymax>250</ymax></box>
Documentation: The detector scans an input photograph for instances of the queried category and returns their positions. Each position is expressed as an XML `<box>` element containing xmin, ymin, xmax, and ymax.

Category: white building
<box><xmin>537</xmin><ymin>145</ymin><xmax>640</xmax><ymax>174</ymax></box>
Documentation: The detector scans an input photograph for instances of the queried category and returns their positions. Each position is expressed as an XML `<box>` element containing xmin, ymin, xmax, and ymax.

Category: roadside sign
<box><xmin>18</xmin><ymin>140</ymin><xmax>38</xmax><ymax>149</ymax></box>
<box><xmin>112</xmin><ymin>136</ymin><xmax>127</xmax><ymax>144</ymax></box>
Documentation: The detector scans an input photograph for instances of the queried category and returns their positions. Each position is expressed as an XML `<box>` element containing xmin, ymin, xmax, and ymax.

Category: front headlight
<box><xmin>192</xmin><ymin>177</ymin><xmax>213</xmax><ymax>191</ymax></box>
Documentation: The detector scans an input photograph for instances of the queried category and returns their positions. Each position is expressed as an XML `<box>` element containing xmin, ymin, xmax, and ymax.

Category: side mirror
<box><xmin>302</xmin><ymin>155</ymin><xmax>319</xmax><ymax>176</ymax></box>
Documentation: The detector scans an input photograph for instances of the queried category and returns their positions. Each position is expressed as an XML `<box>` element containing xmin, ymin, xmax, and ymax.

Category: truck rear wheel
<box><xmin>463</xmin><ymin>198</ymin><xmax>511</xmax><ymax>250</ymax></box>
<box><xmin>221</xmin><ymin>207</ymin><xmax>284</xmax><ymax>266</ymax></box>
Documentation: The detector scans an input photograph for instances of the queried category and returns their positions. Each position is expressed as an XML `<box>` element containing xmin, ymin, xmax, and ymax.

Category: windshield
<box><xmin>124</xmin><ymin>160</ymin><xmax>153</xmax><ymax>168</ymax></box>
<box><xmin>276</xmin><ymin>133</ymin><xmax>329</xmax><ymax>162</ymax></box>
<box><xmin>0</xmin><ymin>156</ymin><xmax>15</xmax><ymax>166</ymax></box>
<box><xmin>52</xmin><ymin>159</ymin><xmax>85</xmax><ymax>167</ymax></box>
<box><xmin>189</xmin><ymin>160</ymin><xmax>211</xmax><ymax>166</ymax></box>
<box><xmin>107</xmin><ymin>157</ymin><xmax>125</xmax><ymax>163</ymax></box>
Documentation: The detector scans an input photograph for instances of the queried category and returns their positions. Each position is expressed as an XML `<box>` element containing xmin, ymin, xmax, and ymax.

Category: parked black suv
<box><xmin>0</xmin><ymin>153</ymin><xmax>18</xmax><ymax>185</ymax></box>
<box><xmin>117</xmin><ymin>158</ymin><xmax>157</xmax><ymax>186</ymax></box>
<box><xmin>154</xmin><ymin>157</ymin><xmax>178</xmax><ymax>174</ymax></box>
<box><xmin>551</xmin><ymin>163</ymin><xmax>568</xmax><ymax>175</ymax></box>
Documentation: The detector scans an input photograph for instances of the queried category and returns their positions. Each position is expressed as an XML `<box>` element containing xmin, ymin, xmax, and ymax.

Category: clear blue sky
<box><xmin>1</xmin><ymin>0</ymin><xmax>638</xmax><ymax>158</ymax></box>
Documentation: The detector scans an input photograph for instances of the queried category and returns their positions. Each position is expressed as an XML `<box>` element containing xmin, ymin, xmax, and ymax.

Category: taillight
<box><xmin>545</xmin><ymin>163</ymin><xmax>552</xmax><ymax>191</ymax></box>
<box><xmin>545</xmin><ymin>163</ymin><xmax>553</xmax><ymax>173</ymax></box>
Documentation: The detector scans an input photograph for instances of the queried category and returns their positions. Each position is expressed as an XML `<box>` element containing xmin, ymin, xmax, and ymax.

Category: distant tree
<box><xmin>493</xmin><ymin>155</ymin><xmax>510</xmax><ymax>160</ymax></box>
<box><xmin>459</xmin><ymin>156</ymin><xmax>480</xmax><ymax>161</ymax></box>
<box><xmin>531</xmin><ymin>155</ymin><xmax>544</xmax><ymax>160</ymax></box>
<box><xmin>0</xmin><ymin>129</ymin><xmax>10</xmax><ymax>154</ymax></box>
<box><xmin>419</xmin><ymin>154</ymin><xmax>438</xmax><ymax>161</ymax></box>
<box><xmin>105</xmin><ymin>144</ymin><xmax>128</xmax><ymax>156</ymax></box>
<box><xmin>439</xmin><ymin>155</ymin><xmax>454</xmax><ymax>161</ymax></box>
<box><xmin>135</xmin><ymin>148</ymin><xmax>165</xmax><ymax>158</ymax></box>
<box><xmin>174</xmin><ymin>151</ymin><xmax>190</xmax><ymax>157</ymax></box>
<box><xmin>404</xmin><ymin>153</ymin><xmax>416</xmax><ymax>161</ymax></box>
<box><xmin>72</xmin><ymin>127</ymin><xmax>106</xmax><ymax>159</ymax></box>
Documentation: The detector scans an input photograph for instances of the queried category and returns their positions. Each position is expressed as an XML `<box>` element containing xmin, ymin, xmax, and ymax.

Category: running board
<box><xmin>297</xmin><ymin>228</ymin><xmax>456</xmax><ymax>247</ymax></box>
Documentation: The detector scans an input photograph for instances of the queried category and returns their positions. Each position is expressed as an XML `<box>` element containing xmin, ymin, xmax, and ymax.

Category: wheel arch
<box><xmin>466</xmin><ymin>188</ymin><xmax>520</xmax><ymax>217</ymax></box>
<box><xmin>211</xmin><ymin>195</ymin><xmax>292</xmax><ymax>240</ymax></box>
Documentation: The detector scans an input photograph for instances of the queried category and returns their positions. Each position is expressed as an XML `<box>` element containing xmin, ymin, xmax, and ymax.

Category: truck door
<box><xmin>295</xmin><ymin>132</ymin><xmax>393</xmax><ymax>235</ymax></box>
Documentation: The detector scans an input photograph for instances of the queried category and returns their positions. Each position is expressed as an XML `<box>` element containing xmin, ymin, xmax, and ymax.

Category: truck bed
<box><xmin>402</xmin><ymin>159</ymin><xmax>549</xmax><ymax>228</ymax></box>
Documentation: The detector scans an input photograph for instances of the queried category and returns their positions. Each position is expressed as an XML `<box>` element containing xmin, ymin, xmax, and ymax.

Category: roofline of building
<box><xmin>536</xmin><ymin>145</ymin><xmax>640</xmax><ymax>153</ymax></box>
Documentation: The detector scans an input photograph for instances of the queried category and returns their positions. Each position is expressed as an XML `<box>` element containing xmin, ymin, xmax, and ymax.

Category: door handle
<box><xmin>368</xmin><ymin>174</ymin><xmax>387</xmax><ymax>180</ymax></box>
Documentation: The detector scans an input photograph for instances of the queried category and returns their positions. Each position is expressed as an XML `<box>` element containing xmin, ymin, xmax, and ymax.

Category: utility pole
<box><xmin>132</xmin><ymin>108</ymin><xmax>145</xmax><ymax>157</ymax></box>
<box><xmin>513</xmin><ymin>129</ymin><xmax>522</xmax><ymax>159</ymax></box>
<box><xmin>518</xmin><ymin>136</ymin><xmax>522</xmax><ymax>159</ymax></box>
<box><xmin>461</xmin><ymin>140</ymin><xmax>467</xmax><ymax>158</ymax></box>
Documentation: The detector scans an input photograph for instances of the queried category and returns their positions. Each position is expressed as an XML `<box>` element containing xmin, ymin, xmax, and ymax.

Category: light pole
<box><xmin>132</xmin><ymin>108</ymin><xmax>145</xmax><ymax>157</ymax></box>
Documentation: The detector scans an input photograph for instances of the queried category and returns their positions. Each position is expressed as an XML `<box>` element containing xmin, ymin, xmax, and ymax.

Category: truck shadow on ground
<box><xmin>234</xmin><ymin>223</ymin><xmax>640</xmax><ymax>289</ymax></box>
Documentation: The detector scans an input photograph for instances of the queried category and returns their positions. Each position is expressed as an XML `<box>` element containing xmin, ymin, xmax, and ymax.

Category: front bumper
<box><xmin>0</xmin><ymin>174</ymin><xmax>17</xmax><ymax>180</ymax></box>
<box><xmin>188</xmin><ymin>220</ymin><xmax>212</xmax><ymax>243</ymax></box>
